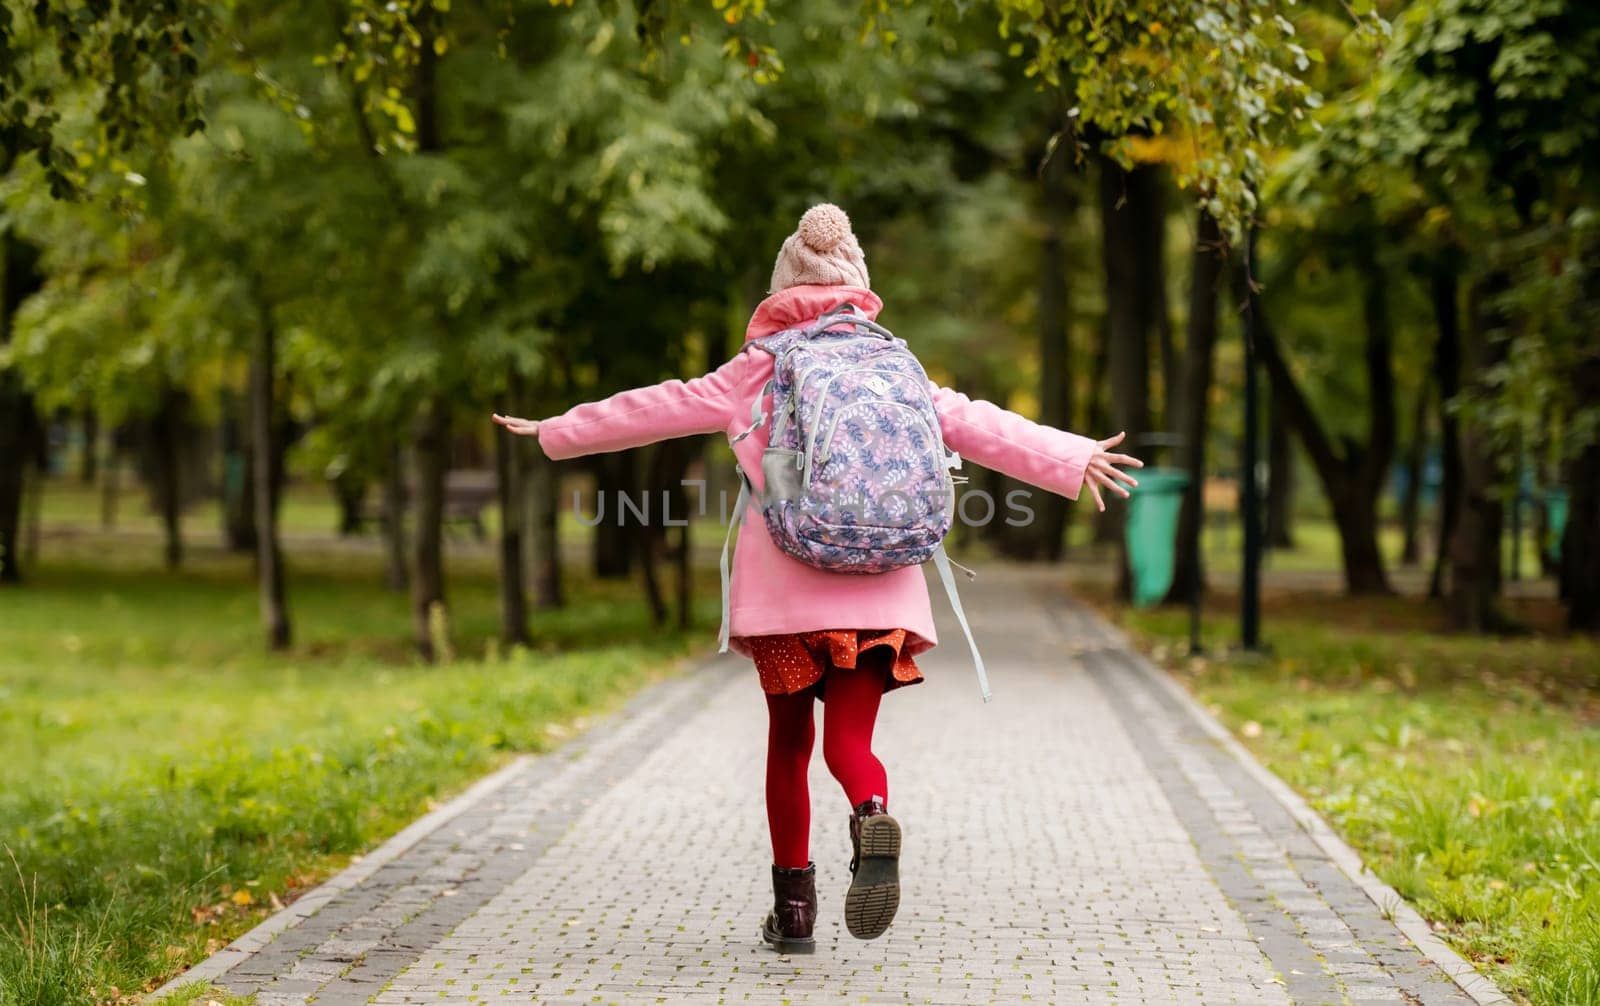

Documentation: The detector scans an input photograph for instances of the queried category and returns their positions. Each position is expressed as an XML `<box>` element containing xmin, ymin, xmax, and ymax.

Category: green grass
<box><xmin>31</xmin><ymin>471</ymin><xmax>739</xmax><ymax>551</ymax></box>
<box><xmin>1118</xmin><ymin>594</ymin><xmax>1600</xmax><ymax>1006</ymax></box>
<box><xmin>157</xmin><ymin>986</ymin><xmax>251</xmax><ymax>1006</ymax></box>
<box><xmin>0</xmin><ymin>540</ymin><xmax>713</xmax><ymax>1005</ymax></box>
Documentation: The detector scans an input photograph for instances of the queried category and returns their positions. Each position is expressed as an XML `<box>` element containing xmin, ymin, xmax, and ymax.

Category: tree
<box><xmin>0</xmin><ymin>232</ymin><xmax>44</xmax><ymax>583</ymax></box>
<box><xmin>1252</xmin><ymin>2</ymin><xmax>1453</xmax><ymax>597</ymax></box>
<box><xmin>1166</xmin><ymin>209</ymin><xmax>1224</xmax><ymax>604</ymax></box>
<box><xmin>1</xmin><ymin>1</ymin><xmax>209</xmax><ymax>582</ymax></box>
<box><xmin>1097</xmin><ymin>154</ymin><xmax>1164</xmax><ymax>588</ymax></box>
<box><xmin>1250</xmin><ymin>225</ymin><xmax>1398</xmax><ymax>596</ymax></box>
<box><xmin>1380</xmin><ymin>0</ymin><xmax>1600</xmax><ymax>630</ymax></box>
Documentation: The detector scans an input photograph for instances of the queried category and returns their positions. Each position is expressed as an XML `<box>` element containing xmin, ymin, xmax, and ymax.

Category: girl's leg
<box><xmin>824</xmin><ymin>650</ymin><xmax>901</xmax><ymax>941</ymax></box>
<box><xmin>820</xmin><ymin>651</ymin><xmax>890</xmax><ymax>807</ymax></box>
<box><xmin>765</xmin><ymin>688</ymin><xmax>816</xmax><ymax>870</ymax></box>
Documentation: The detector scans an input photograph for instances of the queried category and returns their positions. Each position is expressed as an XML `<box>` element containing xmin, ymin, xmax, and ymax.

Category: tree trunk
<box><xmin>152</xmin><ymin>383</ymin><xmax>186</xmax><ymax>570</ymax></box>
<box><xmin>410</xmin><ymin>396</ymin><xmax>450</xmax><ymax>660</ymax></box>
<box><xmin>1332</xmin><ymin>486</ymin><xmax>1392</xmax><ymax>594</ymax></box>
<box><xmin>1097</xmin><ymin>157</ymin><xmax>1156</xmax><ymax>588</ymax></box>
<box><xmin>0</xmin><ymin>407</ymin><xmax>30</xmax><ymax>582</ymax></box>
<box><xmin>635</xmin><ymin>497</ymin><xmax>667</xmax><ymax>628</ymax></box>
<box><xmin>1249</xmin><ymin>236</ymin><xmax>1394</xmax><ymax>596</ymax></box>
<box><xmin>220</xmin><ymin>390</ymin><xmax>257</xmax><ymax>552</ymax></box>
<box><xmin>381</xmin><ymin>442</ymin><xmax>408</xmax><ymax>592</ymax></box>
<box><xmin>1265</xmin><ymin>383</ymin><xmax>1296</xmax><ymax>549</ymax></box>
<box><xmin>525</xmin><ymin>449</ymin><xmax>564</xmax><ymax>608</ymax></box>
<box><xmin>990</xmin><ymin>149</ymin><xmax>1078</xmax><ymax>561</ymax></box>
<box><xmin>99</xmin><ymin>435</ymin><xmax>119</xmax><ymax>530</ymax></box>
<box><xmin>648</xmin><ymin>437</ymin><xmax>701</xmax><ymax>629</ymax></box>
<box><xmin>1353</xmin><ymin>240</ymin><xmax>1399</xmax><ymax>566</ymax></box>
<box><xmin>1</xmin><ymin>232</ymin><xmax>44</xmax><ymax>584</ymax></box>
<box><xmin>1399</xmin><ymin>376</ymin><xmax>1431</xmax><ymax>566</ymax></box>
<box><xmin>332</xmin><ymin>470</ymin><xmax>366</xmax><ymax>536</ymax></box>
<box><xmin>1428</xmin><ymin>261</ymin><xmax>1463</xmax><ymax>598</ymax></box>
<box><xmin>676</xmin><ymin>514</ymin><xmax>693</xmax><ymax>631</ymax></box>
<box><xmin>1029</xmin><ymin>142</ymin><xmax>1075</xmax><ymax>560</ymax></box>
<box><xmin>1561</xmin><ymin>351</ymin><xmax>1600</xmax><ymax>632</ymax></box>
<box><xmin>80</xmin><ymin>408</ymin><xmax>98</xmax><ymax>484</ymax></box>
<box><xmin>1086</xmin><ymin>319</ymin><xmax>1118</xmax><ymax>545</ymax></box>
<box><xmin>250</xmin><ymin>314</ymin><xmax>291</xmax><ymax>650</ymax></box>
<box><xmin>1447</xmin><ymin>277</ymin><xmax>1508</xmax><ymax>630</ymax></box>
<box><xmin>494</xmin><ymin>401</ymin><xmax>529</xmax><ymax>647</ymax></box>
<box><xmin>592</xmin><ymin>452</ymin><xmax>637</xmax><ymax>578</ymax></box>
<box><xmin>1165</xmin><ymin>209</ymin><xmax>1222</xmax><ymax>605</ymax></box>
<box><xmin>406</xmin><ymin>10</ymin><xmax>451</xmax><ymax>659</ymax></box>
<box><xmin>21</xmin><ymin>449</ymin><xmax>42</xmax><ymax>567</ymax></box>
<box><xmin>1140</xmin><ymin>180</ymin><xmax>1175</xmax><ymax>431</ymax></box>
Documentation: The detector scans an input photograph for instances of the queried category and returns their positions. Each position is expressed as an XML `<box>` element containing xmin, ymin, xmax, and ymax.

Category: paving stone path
<box><xmin>157</xmin><ymin>568</ymin><xmax>1502</xmax><ymax>1006</ymax></box>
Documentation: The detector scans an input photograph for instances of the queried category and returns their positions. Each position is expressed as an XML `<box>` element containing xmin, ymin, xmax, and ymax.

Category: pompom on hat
<box><xmin>769</xmin><ymin>203</ymin><xmax>870</xmax><ymax>293</ymax></box>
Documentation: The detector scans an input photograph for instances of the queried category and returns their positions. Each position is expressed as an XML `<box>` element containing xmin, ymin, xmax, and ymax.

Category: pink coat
<box><xmin>537</xmin><ymin>284</ymin><xmax>1099</xmax><ymax>658</ymax></box>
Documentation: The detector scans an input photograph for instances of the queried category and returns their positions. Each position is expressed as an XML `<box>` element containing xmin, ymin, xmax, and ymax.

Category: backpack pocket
<box><xmin>761</xmin><ymin>448</ymin><xmax>804</xmax><ymax>504</ymax></box>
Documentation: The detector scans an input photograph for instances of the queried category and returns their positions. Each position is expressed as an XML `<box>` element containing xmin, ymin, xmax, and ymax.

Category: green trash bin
<box><xmin>1125</xmin><ymin>467</ymin><xmax>1191</xmax><ymax>608</ymax></box>
<box><xmin>1545</xmin><ymin>488</ymin><xmax>1569</xmax><ymax>565</ymax></box>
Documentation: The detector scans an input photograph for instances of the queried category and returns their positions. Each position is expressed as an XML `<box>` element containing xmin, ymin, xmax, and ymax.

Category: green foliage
<box><xmin>1460</xmin><ymin>212</ymin><xmax>1600</xmax><ymax>468</ymax></box>
<box><xmin>499</xmin><ymin>4</ymin><xmax>757</xmax><ymax>276</ymax></box>
<box><xmin>0</xmin><ymin>1</ymin><xmax>206</xmax><ymax>196</ymax></box>
<box><xmin>1264</xmin><ymin>0</ymin><xmax>1600</xmax><ymax>498</ymax></box>
<box><xmin>2</xmin><ymin>175</ymin><xmax>224</xmax><ymax>425</ymax></box>
<box><xmin>1383</xmin><ymin>0</ymin><xmax>1600</xmax><ymax>224</ymax></box>
<box><xmin>987</xmin><ymin>0</ymin><xmax>1328</xmax><ymax>232</ymax></box>
<box><xmin>1380</xmin><ymin>0</ymin><xmax>1600</xmax><ymax>469</ymax></box>
<box><xmin>686</xmin><ymin>0</ymin><xmax>1331</xmax><ymax>233</ymax></box>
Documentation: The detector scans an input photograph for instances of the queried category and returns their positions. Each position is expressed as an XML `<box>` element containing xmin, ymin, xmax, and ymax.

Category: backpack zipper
<box><xmin>780</xmin><ymin>345</ymin><xmax>904</xmax><ymax>449</ymax></box>
<box><xmin>799</xmin><ymin>365</ymin><xmax>909</xmax><ymax>474</ymax></box>
<box><xmin>805</xmin><ymin>398</ymin><xmax>946</xmax><ymax>490</ymax></box>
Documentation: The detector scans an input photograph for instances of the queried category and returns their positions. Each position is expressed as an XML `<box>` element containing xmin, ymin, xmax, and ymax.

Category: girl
<box><xmin>493</xmin><ymin>203</ymin><xmax>1142</xmax><ymax>954</ymax></box>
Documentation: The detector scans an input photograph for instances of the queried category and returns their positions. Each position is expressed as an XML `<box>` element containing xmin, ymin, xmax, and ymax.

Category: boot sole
<box><xmin>845</xmin><ymin>815</ymin><xmax>901</xmax><ymax>940</ymax></box>
<box><xmin>761</xmin><ymin>922</ymin><xmax>816</xmax><ymax>955</ymax></box>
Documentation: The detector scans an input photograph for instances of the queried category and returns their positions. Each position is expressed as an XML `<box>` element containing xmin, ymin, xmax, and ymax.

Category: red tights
<box><xmin>764</xmin><ymin>655</ymin><xmax>889</xmax><ymax>869</ymax></box>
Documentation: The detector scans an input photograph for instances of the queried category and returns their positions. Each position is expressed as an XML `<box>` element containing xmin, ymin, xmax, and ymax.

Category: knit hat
<box><xmin>769</xmin><ymin>203</ymin><xmax>870</xmax><ymax>293</ymax></box>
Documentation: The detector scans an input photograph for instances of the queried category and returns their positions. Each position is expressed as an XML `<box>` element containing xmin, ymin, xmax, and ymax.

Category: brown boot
<box><xmin>845</xmin><ymin>798</ymin><xmax>901</xmax><ymax>940</ymax></box>
<box><xmin>761</xmin><ymin>863</ymin><xmax>817</xmax><ymax>954</ymax></box>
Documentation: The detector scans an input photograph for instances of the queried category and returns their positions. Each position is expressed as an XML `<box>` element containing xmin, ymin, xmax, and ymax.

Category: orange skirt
<box><xmin>745</xmin><ymin>628</ymin><xmax>924</xmax><ymax>698</ymax></box>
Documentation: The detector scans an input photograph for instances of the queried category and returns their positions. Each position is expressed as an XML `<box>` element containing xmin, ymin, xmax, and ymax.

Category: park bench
<box><xmin>349</xmin><ymin>469</ymin><xmax>498</xmax><ymax>539</ymax></box>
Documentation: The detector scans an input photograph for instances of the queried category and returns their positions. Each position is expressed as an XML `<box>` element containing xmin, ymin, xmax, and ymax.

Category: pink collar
<box><xmin>745</xmin><ymin>285</ymin><xmax>883</xmax><ymax>342</ymax></box>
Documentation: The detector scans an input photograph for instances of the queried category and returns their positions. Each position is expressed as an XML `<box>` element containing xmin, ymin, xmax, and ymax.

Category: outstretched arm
<box><xmin>493</xmin><ymin>350</ymin><xmax>763</xmax><ymax>460</ymax></box>
<box><xmin>930</xmin><ymin>384</ymin><xmax>1142</xmax><ymax>511</ymax></box>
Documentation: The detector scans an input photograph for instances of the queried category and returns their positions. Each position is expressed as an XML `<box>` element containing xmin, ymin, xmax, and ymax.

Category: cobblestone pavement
<box><xmin>160</xmin><ymin>568</ymin><xmax>1498</xmax><ymax>1006</ymax></box>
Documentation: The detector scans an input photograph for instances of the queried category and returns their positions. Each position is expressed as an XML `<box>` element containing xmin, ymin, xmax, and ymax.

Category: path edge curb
<box><xmin>146</xmin><ymin>751</ymin><xmax>537</xmax><ymax>1000</ymax></box>
<box><xmin>1094</xmin><ymin>624</ymin><xmax>1512</xmax><ymax>1006</ymax></box>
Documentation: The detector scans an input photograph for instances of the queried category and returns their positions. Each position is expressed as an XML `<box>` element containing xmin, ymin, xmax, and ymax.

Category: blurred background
<box><xmin>0</xmin><ymin>1</ymin><xmax>1596</xmax><ymax>1003</ymax></box>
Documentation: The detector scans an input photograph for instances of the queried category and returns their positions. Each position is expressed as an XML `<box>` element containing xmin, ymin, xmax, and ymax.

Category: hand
<box><xmin>1085</xmin><ymin>431</ymin><xmax>1144</xmax><ymax>512</ymax></box>
<box><xmin>492</xmin><ymin>413</ymin><xmax>542</xmax><ymax>438</ymax></box>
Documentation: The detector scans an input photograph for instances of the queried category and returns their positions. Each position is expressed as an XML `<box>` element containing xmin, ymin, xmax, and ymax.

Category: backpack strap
<box><xmin>717</xmin><ymin>471</ymin><xmax>752</xmax><ymax>653</ymax></box>
<box><xmin>807</xmin><ymin>303</ymin><xmax>894</xmax><ymax>340</ymax></box>
<box><xmin>931</xmin><ymin>545</ymin><xmax>991</xmax><ymax>702</ymax></box>
<box><xmin>730</xmin><ymin>378</ymin><xmax>773</xmax><ymax>446</ymax></box>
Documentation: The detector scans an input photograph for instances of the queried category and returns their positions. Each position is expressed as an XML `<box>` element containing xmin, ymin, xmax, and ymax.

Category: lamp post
<box><xmin>1239</xmin><ymin>227</ymin><xmax>1263</xmax><ymax>651</ymax></box>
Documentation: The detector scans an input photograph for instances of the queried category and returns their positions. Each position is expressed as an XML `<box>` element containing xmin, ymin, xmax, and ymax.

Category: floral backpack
<box><xmin>716</xmin><ymin>304</ymin><xmax>992</xmax><ymax>700</ymax></box>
